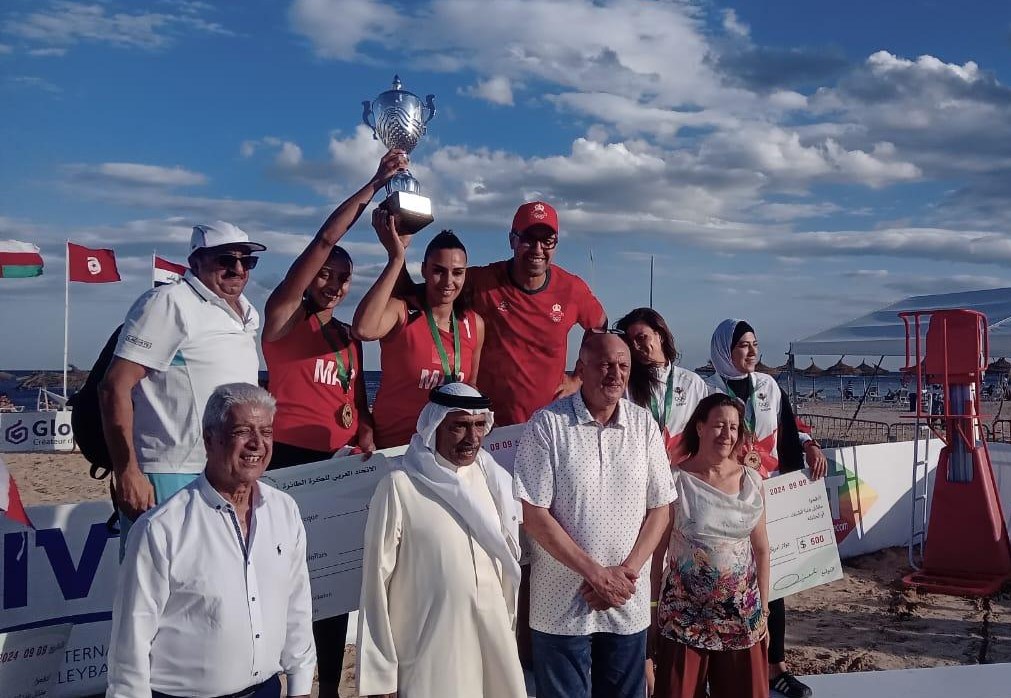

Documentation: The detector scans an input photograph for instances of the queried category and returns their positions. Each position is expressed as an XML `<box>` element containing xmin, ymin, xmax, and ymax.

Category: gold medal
<box><xmin>744</xmin><ymin>449</ymin><xmax>762</xmax><ymax>469</ymax></box>
<box><xmin>340</xmin><ymin>403</ymin><xmax>354</xmax><ymax>429</ymax></box>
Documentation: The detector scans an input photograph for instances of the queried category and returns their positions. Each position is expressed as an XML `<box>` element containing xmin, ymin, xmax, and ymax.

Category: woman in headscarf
<box><xmin>652</xmin><ymin>393</ymin><xmax>770</xmax><ymax>698</ymax></box>
<box><xmin>615</xmin><ymin>307</ymin><xmax>708</xmax><ymax>465</ymax></box>
<box><xmin>705</xmin><ymin>318</ymin><xmax>827</xmax><ymax>698</ymax></box>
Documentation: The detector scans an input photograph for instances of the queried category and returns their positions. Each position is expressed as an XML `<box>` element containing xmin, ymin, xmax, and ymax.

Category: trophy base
<box><xmin>379</xmin><ymin>191</ymin><xmax>434</xmax><ymax>235</ymax></box>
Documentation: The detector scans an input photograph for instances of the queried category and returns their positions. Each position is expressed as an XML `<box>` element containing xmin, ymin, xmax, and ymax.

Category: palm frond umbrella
<box><xmin>755</xmin><ymin>360</ymin><xmax>780</xmax><ymax>378</ymax></box>
<box><xmin>694</xmin><ymin>361</ymin><xmax>716</xmax><ymax>377</ymax></box>
<box><xmin>856</xmin><ymin>360</ymin><xmax>885</xmax><ymax>376</ymax></box>
<box><xmin>987</xmin><ymin>357</ymin><xmax>1011</xmax><ymax>374</ymax></box>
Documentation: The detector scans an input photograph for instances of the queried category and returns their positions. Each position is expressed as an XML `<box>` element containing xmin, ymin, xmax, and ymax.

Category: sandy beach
<box><xmin>5</xmin><ymin>450</ymin><xmax>1010</xmax><ymax>697</ymax></box>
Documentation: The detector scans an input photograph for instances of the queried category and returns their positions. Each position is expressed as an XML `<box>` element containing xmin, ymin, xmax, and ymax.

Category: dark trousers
<box><xmin>152</xmin><ymin>673</ymin><xmax>281</xmax><ymax>698</ymax></box>
<box><xmin>768</xmin><ymin>598</ymin><xmax>786</xmax><ymax>664</ymax></box>
<box><xmin>530</xmin><ymin>628</ymin><xmax>647</xmax><ymax>698</ymax></box>
<box><xmin>267</xmin><ymin>441</ymin><xmax>347</xmax><ymax>685</ymax></box>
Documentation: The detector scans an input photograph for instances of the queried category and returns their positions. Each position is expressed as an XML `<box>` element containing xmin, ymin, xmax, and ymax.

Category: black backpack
<box><xmin>67</xmin><ymin>324</ymin><xmax>122</xmax><ymax>483</ymax></box>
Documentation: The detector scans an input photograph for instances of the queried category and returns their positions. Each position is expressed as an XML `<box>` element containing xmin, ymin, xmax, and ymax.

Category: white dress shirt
<box><xmin>107</xmin><ymin>475</ymin><xmax>316</xmax><ymax>698</ymax></box>
<box><xmin>513</xmin><ymin>391</ymin><xmax>676</xmax><ymax>636</ymax></box>
<box><xmin>115</xmin><ymin>272</ymin><xmax>260</xmax><ymax>474</ymax></box>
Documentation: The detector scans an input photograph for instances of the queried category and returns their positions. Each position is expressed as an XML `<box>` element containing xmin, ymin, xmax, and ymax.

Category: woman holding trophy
<box><xmin>353</xmin><ymin>211</ymin><xmax>484</xmax><ymax>448</ymax></box>
<box><xmin>704</xmin><ymin>318</ymin><xmax>827</xmax><ymax>698</ymax></box>
<box><xmin>261</xmin><ymin>149</ymin><xmax>405</xmax><ymax>697</ymax></box>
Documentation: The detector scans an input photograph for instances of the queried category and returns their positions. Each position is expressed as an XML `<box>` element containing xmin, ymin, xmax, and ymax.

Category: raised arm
<box><xmin>351</xmin><ymin>210</ymin><xmax>411</xmax><ymax>341</ymax></box>
<box><xmin>263</xmin><ymin>150</ymin><xmax>407</xmax><ymax>342</ymax></box>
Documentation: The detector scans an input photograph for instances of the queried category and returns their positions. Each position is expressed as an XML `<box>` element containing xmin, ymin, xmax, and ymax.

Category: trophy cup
<box><xmin>363</xmin><ymin>75</ymin><xmax>437</xmax><ymax>234</ymax></box>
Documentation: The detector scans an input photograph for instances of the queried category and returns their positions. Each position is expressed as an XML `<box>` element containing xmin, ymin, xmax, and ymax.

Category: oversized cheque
<box><xmin>260</xmin><ymin>452</ymin><xmax>388</xmax><ymax>620</ymax></box>
<box><xmin>765</xmin><ymin>469</ymin><xmax>844</xmax><ymax>601</ymax></box>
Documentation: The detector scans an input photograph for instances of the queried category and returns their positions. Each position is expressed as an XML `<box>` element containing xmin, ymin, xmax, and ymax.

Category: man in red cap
<box><xmin>465</xmin><ymin>201</ymin><xmax>606</xmax><ymax>426</ymax></box>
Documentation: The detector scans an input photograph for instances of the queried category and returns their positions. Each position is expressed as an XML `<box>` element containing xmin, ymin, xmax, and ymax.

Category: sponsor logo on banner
<box><xmin>0</xmin><ymin>501</ymin><xmax>119</xmax><ymax>697</ymax></box>
<box><xmin>5</xmin><ymin>420</ymin><xmax>28</xmax><ymax>445</ymax></box>
<box><xmin>822</xmin><ymin>455</ymin><xmax>879</xmax><ymax>545</ymax></box>
<box><xmin>0</xmin><ymin>412</ymin><xmax>74</xmax><ymax>453</ymax></box>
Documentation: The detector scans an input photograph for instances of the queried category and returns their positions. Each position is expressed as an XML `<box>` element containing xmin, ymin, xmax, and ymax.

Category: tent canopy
<box><xmin>790</xmin><ymin>286</ymin><xmax>1011</xmax><ymax>357</ymax></box>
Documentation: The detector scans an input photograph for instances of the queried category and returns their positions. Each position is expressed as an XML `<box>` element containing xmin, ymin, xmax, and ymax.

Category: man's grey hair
<box><xmin>202</xmin><ymin>383</ymin><xmax>276</xmax><ymax>437</ymax></box>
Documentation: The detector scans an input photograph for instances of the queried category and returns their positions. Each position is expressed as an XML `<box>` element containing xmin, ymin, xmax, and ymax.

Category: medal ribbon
<box><xmin>425</xmin><ymin>306</ymin><xmax>461</xmax><ymax>381</ymax></box>
<box><xmin>724</xmin><ymin>376</ymin><xmax>758</xmax><ymax>434</ymax></box>
<box><xmin>315</xmin><ymin>313</ymin><xmax>355</xmax><ymax>392</ymax></box>
<box><xmin>649</xmin><ymin>365</ymin><xmax>676</xmax><ymax>429</ymax></box>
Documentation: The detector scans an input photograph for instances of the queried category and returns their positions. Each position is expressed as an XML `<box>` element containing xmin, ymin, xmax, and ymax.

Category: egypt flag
<box><xmin>0</xmin><ymin>240</ymin><xmax>44</xmax><ymax>278</ymax></box>
<box><xmin>68</xmin><ymin>242</ymin><xmax>121</xmax><ymax>283</ymax></box>
<box><xmin>153</xmin><ymin>255</ymin><xmax>187</xmax><ymax>286</ymax></box>
<box><xmin>0</xmin><ymin>455</ymin><xmax>33</xmax><ymax>528</ymax></box>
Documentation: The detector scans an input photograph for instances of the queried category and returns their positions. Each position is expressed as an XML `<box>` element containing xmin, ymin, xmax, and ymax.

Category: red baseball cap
<box><xmin>511</xmin><ymin>201</ymin><xmax>559</xmax><ymax>236</ymax></box>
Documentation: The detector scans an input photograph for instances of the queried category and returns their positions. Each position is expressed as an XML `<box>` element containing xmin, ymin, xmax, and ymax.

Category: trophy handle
<box><xmin>361</xmin><ymin>100</ymin><xmax>377</xmax><ymax>139</ymax></box>
<box><xmin>423</xmin><ymin>94</ymin><xmax>437</xmax><ymax>124</ymax></box>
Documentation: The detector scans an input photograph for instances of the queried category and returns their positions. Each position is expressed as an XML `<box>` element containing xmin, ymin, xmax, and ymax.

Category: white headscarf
<box><xmin>711</xmin><ymin>318</ymin><xmax>750</xmax><ymax>380</ymax></box>
<box><xmin>400</xmin><ymin>383</ymin><xmax>522</xmax><ymax>617</ymax></box>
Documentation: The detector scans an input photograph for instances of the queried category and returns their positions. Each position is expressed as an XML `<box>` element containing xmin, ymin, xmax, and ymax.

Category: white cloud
<box><xmin>721</xmin><ymin>9</ymin><xmax>749</xmax><ymax>38</ymax></box>
<box><xmin>288</xmin><ymin>0</ymin><xmax>402</xmax><ymax>61</ymax></box>
<box><xmin>4</xmin><ymin>1</ymin><xmax>232</xmax><ymax>51</ymax></box>
<box><xmin>0</xmin><ymin>43</ymin><xmax>12</xmax><ymax>54</ymax></box>
<box><xmin>67</xmin><ymin>162</ymin><xmax>207</xmax><ymax>187</ymax></box>
<box><xmin>5</xmin><ymin>75</ymin><xmax>61</xmax><ymax>93</ymax></box>
<box><xmin>28</xmin><ymin>47</ymin><xmax>68</xmax><ymax>57</ymax></box>
<box><xmin>462</xmin><ymin>76</ymin><xmax>515</xmax><ymax>106</ymax></box>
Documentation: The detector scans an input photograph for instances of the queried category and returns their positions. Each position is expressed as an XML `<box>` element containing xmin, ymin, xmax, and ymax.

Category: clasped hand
<box><xmin>579</xmin><ymin>564</ymin><xmax>638</xmax><ymax>611</ymax></box>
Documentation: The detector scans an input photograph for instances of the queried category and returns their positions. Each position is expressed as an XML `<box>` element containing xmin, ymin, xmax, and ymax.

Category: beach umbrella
<box><xmin>855</xmin><ymin>361</ymin><xmax>884</xmax><ymax>376</ymax></box>
<box><xmin>694</xmin><ymin>361</ymin><xmax>715</xmax><ymax>376</ymax></box>
<box><xmin>987</xmin><ymin>357</ymin><xmax>1011</xmax><ymax>374</ymax></box>
<box><xmin>755</xmin><ymin>360</ymin><xmax>780</xmax><ymax>377</ymax></box>
<box><xmin>799</xmin><ymin>360</ymin><xmax>824</xmax><ymax>377</ymax></box>
<box><xmin>826</xmin><ymin>359</ymin><xmax>858</xmax><ymax>376</ymax></box>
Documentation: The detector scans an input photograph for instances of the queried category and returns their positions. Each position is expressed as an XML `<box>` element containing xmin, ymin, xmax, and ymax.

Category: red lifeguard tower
<box><xmin>900</xmin><ymin>309</ymin><xmax>1011</xmax><ymax>596</ymax></box>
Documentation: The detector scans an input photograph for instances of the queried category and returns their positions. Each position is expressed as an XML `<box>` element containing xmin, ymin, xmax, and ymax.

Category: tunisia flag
<box><xmin>68</xmin><ymin>242</ymin><xmax>121</xmax><ymax>283</ymax></box>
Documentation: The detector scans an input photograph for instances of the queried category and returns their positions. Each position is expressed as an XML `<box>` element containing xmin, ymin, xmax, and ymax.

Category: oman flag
<box><xmin>153</xmin><ymin>255</ymin><xmax>187</xmax><ymax>286</ymax></box>
<box><xmin>0</xmin><ymin>240</ymin><xmax>44</xmax><ymax>278</ymax></box>
<box><xmin>68</xmin><ymin>242</ymin><xmax>121</xmax><ymax>283</ymax></box>
<box><xmin>0</xmin><ymin>455</ymin><xmax>33</xmax><ymax>528</ymax></box>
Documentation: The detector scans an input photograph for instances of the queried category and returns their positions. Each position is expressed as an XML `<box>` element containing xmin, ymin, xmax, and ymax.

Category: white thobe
<box><xmin>357</xmin><ymin>464</ymin><xmax>526</xmax><ymax>698</ymax></box>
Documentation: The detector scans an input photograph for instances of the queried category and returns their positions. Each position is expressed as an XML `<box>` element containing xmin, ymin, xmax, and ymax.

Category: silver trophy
<box><xmin>363</xmin><ymin>75</ymin><xmax>437</xmax><ymax>234</ymax></box>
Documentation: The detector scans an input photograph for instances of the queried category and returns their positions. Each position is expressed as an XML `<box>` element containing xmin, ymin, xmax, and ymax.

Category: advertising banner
<box><xmin>0</xmin><ymin>501</ymin><xmax>119</xmax><ymax>697</ymax></box>
<box><xmin>0</xmin><ymin>412</ymin><xmax>75</xmax><ymax>453</ymax></box>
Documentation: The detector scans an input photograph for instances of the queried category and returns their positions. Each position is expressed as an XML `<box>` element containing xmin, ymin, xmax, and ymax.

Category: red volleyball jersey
<box><xmin>468</xmin><ymin>261</ymin><xmax>605</xmax><ymax>426</ymax></box>
<box><xmin>371</xmin><ymin>308</ymin><xmax>480</xmax><ymax>449</ymax></box>
<box><xmin>262</xmin><ymin>314</ymin><xmax>361</xmax><ymax>453</ymax></box>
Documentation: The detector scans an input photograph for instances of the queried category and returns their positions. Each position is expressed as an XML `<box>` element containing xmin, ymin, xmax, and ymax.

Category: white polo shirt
<box><xmin>513</xmin><ymin>391</ymin><xmax>676</xmax><ymax>636</ymax></box>
<box><xmin>114</xmin><ymin>272</ymin><xmax>260</xmax><ymax>474</ymax></box>
<box><xmin>106</xmin><ymin>475</ymin><xmax>316</xmax><ymax>698</ymax></box>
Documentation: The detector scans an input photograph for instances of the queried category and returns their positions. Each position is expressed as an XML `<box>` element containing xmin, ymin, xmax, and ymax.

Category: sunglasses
<box><xmin>511</xmin><ymin>232</ymin><xmax>559</xmax><ymax>250</ymax></box>
<box><xmin>587</xmin><ymin>327</ymin><xmax>626</xmax><ymax>336</ymax></box>
<box><xmin>214</xmin><ymin>254</ymin><xmax>259</xmax><ymax>271</ymax></box>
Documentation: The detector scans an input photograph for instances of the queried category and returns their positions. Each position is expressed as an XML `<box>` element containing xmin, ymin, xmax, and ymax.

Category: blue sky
<box><xmin>3</xmin><ymin>0</ymin><xmax>1011</xmax><ymax>371</ymax></box>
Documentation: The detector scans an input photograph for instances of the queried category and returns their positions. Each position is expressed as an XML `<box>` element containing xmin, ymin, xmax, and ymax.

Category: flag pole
<box><xmin>151</xmin><ymin>250</ymin><xmax>156</xmax><ymax>288</ymax></box>
<box><xmin>649</xmin><ymin>255</ymin><xmax>654</xmax><ymax>308</ymax></box>
<box><xmin>63</xmin><ymin>240</ymin><xmax>70</xmax><ymax>399</ymax></box>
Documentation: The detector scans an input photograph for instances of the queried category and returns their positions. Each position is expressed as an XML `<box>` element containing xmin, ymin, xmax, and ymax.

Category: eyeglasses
<box><xmin>214</xmin><ymin>254</ymin><xmax>259</xmax><ymax>271</ymax></box>
<box><xmin>511</xmin><ymin>232</ymin><xmax>558</xmax><ymax>250</ymax></box>
<box><xmin>587</xmin><ymin>327</ymin><xmax>626</xmax><ymax>336</ymax></box>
